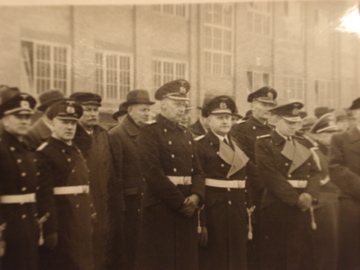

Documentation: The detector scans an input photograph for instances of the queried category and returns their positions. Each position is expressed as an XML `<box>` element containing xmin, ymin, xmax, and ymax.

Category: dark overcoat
<box><xmin>74</xmin><ymin>124</ymin><xmax>118</xmax><ymax>270</ymax></box>
<box><xmin>36</xmin><ymin>137</ymin><xmax>94</xmax><ymax>270</ymax></box>
<box><xmin>25</xmin><ymin>117</ymin><xmax>52</xmax><ymax>150</ymax></box>
<box><xmin>136</xmin><ymin>114</ymin><xmax>205</xmax><ymax>270</ymax></box>
<box><xmin>255</xmin><ymin>131</ymin><xmax>321</xmax><ymax>270</ymax></box>
<box><xmin>196</xmin><ymin>131</ymin><xmax>258</xmax><ymax>270</ymax></box>
<box><xmin>189</xmin><ymin>119</ymin><xmax>207</xmax><ymax>137</ymax></box>
<box><xmin>329</xmin><ymin>126</ymin><xmax>360</xmax><ymax>270</ymax></box>
<box><xmin>108</xmin><ymin>115</ymin><xmax>144</xmax><ymax>270</ymax></box>
<box><xmin>0</xmin><ymin>131</ymin><xmax>39</xmax><ymax>270</ymax></box>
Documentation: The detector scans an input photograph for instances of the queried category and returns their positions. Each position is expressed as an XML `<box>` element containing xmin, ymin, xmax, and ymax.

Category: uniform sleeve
<box><xmin>329</xmin><ymin>134</ymin><xmax>360</xmax><ymax>199</ymax></box>
<box><xmin>255</xmin><ymin>139</ymin><xmax>299</xmax><ymax>207</ymax></box>
<box><xmin>138</xmin><ymin>127</ymin><xmax>186</xmax><ymax>210</ymax></box>
<box><xmin>35</xmin><ymin>151</ymin><xmax>58</xmax><ymax>236</ymax></box>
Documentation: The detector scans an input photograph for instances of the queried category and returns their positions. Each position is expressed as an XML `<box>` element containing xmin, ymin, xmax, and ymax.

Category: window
<box><xmin>282</xmin><ymin>77</ymin><xmax>304</xmax><ymax>101</ymax></box>
<box><xmin>247</xmin><ymin>71</ymin><xmax>271</xmax><ymax>92</ymax></box>
<box><xmin>282</xmin><ymin>2</ymin><xmax>303</xmax><ymax>41</ymax></box>
<box><xmin>152</xmin><ymin>59</ymin><xmax>188</xmax><ymax>90</ymax></box>
<box><xmin>153</xmin><ymin>4</ymin><xmax>187</xmax><ymax>18</ymax></box>
<box><xmin>204</xmin><ymin>3</ymin><xmax>234</xmax><ymax>76</ymax></box>
<box><xmin>95</xmin><ymin>51</ymin><xmax>133</xmax><ymax>101</ymax></box>
<box><xmin>21</xmin><ymin>40</ymin><xmax>70</xmax><ymax>95</ymax></box>
<box><xmin>315</xmin><ymin>79</ymin><xmax>337</xmax><ymax>108</ymax></box>
<box><xmin>247</xmin><ymin>2</ymin><xmax>271</xmax><ymax>36</ymax></box>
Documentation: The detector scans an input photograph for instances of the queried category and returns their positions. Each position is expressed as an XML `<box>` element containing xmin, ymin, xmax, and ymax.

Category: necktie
<box><xmin>223</xmin><ymin>138</ymin><xmax>234</xmax><ymax>150</ymax></box>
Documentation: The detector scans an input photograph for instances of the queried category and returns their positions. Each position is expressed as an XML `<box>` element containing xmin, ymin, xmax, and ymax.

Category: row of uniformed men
<box><xmin>0</xmin><ymin>81</ymin><xmax>359</xmax><ymax>270</ymax></box>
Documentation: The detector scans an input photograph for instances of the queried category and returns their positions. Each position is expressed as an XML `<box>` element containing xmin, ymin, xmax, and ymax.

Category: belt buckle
<box><xmin>183</xmin><ymin>177</ymin><xmax>189</xmax><ymax>185</ymax></box>
<box><xmin>82</xmin><ymin>186</ymin><xmax>88</xmax><ymax>194</ymax></box>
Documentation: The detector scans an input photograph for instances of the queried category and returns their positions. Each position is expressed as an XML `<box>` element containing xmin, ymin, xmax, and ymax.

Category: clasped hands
<box><xmin>179</xmin><ymin>194</ymin><xmax>199</xmax><ymax>218</ymax></box>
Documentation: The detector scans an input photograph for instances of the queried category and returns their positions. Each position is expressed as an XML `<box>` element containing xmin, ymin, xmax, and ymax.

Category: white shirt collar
<box><xmin>275</xmin><ymin>129</ymin><xmax>292</xmax><ymax>142</ymax></box>
<box><xmin>213</xmin><ymin>132</ymin><xmax>229</xmax><ymax>143</ymax></box>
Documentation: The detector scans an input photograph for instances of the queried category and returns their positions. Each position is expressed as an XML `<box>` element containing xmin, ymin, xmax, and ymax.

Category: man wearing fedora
<box><xmin>0</xmin><ymin>88</ymin><xmax>39</xmax><ymax>270</ymax></box>
<box><xmin>329</xmin><ymin>97</ymin><xmax>360</xmax><ymax>270</ymax></box>
<box><xmin>112</xmin><ymin>102</ymin><xmax>128</xmax><ymax>124</ymax></box>
<box><xmin>25</xmin><ymin>89</ymin><xmax>65</xmax><ymax>150</ymax></box>
<box><xmin>135</xmin><ymin>79</ymin><xmax>205</xmax><ymax>270</ymax></box>
<box><xmin>70</xmin><ymin>92</ymin><xmax>119</xmax><ymax>270</ymax></box>
<box><xmin>108</xmin><ymin>89</ymin><xmax>154</xmax><ymax>270</ymax></box>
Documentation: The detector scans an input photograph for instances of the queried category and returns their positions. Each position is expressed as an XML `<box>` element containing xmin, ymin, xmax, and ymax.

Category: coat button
<box><xmin>227</xmin><ymin>188</ymin><xmax>231</xmax><ymax>192</ymax></box>
<box><xmin>307</xmin><ymin>175</ymin><xmax>310</xmax><ymax>178</ymax></box>
<box><xmin>164</xmin><ymin>129</ymin><xmax>167</xmax><ymax>133</ymax></box>
<box><xmin>62</xmin><ymin>149</ymin><xmax>65</xmax><ymax>153</ymax></box>
<box><xmin>288</xmin><ymin>174</ymin><xmax>292</xmax><ymax>178</ymax></box>
<box><xmin>36</xmin><ymin>186</ymin><xmax>40</xmax><ymax>190</ymax></box>
<box><xmin>173</xmin><ymin>168</ymin><xmax>177</xmax><ymax>172</ymax></box>
<box><xmin>21</xmin><ymin>172</ymin><xmax>26</xmax><ymax>177</ymax></box>
<box><xmin>171</xmin><ymin>154</ymin><xmax>175</xmax><ymax>158</ymax></box>
<box><xmin>33</xmin><ymin>158</ymin><xmax>37</xmax><ymax>163</ymax></box>
<box><xmin>228</xmin><ymin>201</ymin><xmax>232</xmax><ymax>205</ymax></box>
<box><xmin>76</xmin><ymin>204</ymin><xmax>80</xmax><ymax>208</ymax></box>
<box><xmin>252</xmin><ymin>126</ymin><xmax>256</xmax><ymax>130</ymax></box>
<box><xmin>37</xmin><ymin>172</ymin><xmax>40</xmax><ymax>176</ymax></box>
<box><xmin>189</xmin><ymin>141</ymin><xmax>192</xmax><ymax>145</ymax></box>
<box><xmin>308</xmin><ymin>163</ymin><xmax>311</xmax><ymax>166</ymax></box>
<box><xmin>17</xmin><ymin>159</ymin><xmax>22</xmax><ymax>163</ymax></box>
<box><xmin>191</xmin><ymin>154</ymin><xmax>194</xmax><ymax>158</ymax></box>
<box><xmin>72</xmin><ymin>169</ymin><xmax>75</xmax><ymax>173</ymax></box>
<box><xmin>191</xmin><ymin>168</ymin><xmax>194</xmax><ymax>172</ymax></box>
<box><xmin>285</xmin><ymin>163</ymin><xmax>289</xmax><ymax>166</ymax></box>
<box><xmin>216</xmin><ymin>152</ymin><xmax>219</xmax><ymax>155</ymax></box>
<box><xmin>21</xmin><ymin>187</ymin><xmax>27</xmax><ymax>192</ymax></box>
<box><xmin>67</xmin><ymin>158</ymin><xmax>71</xmax><ymax>162</ymax></box>
<box><xmin>10</xmin><ymin>147</ymin><xmax>15</xmax><ymax>151</ymax></box>
<box><xmin>22</xmin><ymin>214</ymin><xmax>27</xmax><ymax>219</ymax></box>
<box><xmin>168</xmin><ymin>141</ymin><xmax>172</xmax><ymax>145</ymax></box>
<box><xmin>221</xmin><ymin>164</ymin><xmax>225</xmax><ymax>167</ymax></box>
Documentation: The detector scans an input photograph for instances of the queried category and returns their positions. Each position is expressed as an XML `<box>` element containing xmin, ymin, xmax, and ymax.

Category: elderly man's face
<box><xmin>275</xmin><ymin>117</ymin><xmax>302</xmax><ymax>137</ymax></box>
<box><xmin>2</xmin><ymin>114</ymin><xmax>32</xmax><ymax>136</ymax></box>
<box><xmin>251</xmin><ymin>101</ymin><xmax>275</xmax><ymax>123</ymax></box>
<box><xmin>128</xmin><ymin>104</ymin><xmax>151</xmax><ymax>126</ymax></box>
<box><xmin>161</xmin><ymin>98</ymin><xmax>186</xmax><ymax>123</ymax></box>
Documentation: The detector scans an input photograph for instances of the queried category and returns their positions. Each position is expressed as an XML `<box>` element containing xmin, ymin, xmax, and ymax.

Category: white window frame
<box><xmin>95</xmin><ymin>50</ymin><xmax>134</xmax><ymax>102</ymax></box>
<box><xmin>21</xmin><ymin>39</ymin><xmax>71</xmax><ymax>96</ymax></box>
<box><xmin>152</xmin><ymin>58</ymin><xmax>188</xmax><ymax>90</ymax></box>
<box><xmin>203</xmin><ymin>3</ymin><xmax>234</xmax><ymax>76</ymax></box>
<box><xmin>282</xmin><ymin>76</ymin><xmax>304</xmax><ymax>101</ymax></box>
<box><xmin>247</xmin><ymin>71</ymin><xmax>271</xmax><ymax>93</ymax></box>
<box><xmin>247</xmin><ymin>2</ymin><xmax>271</xmax><ymax>36</ymax></box>
<box><xmin>153</xmin><ymin>4</ymin><xmax>188</xmax><ymax>19</ymax></box>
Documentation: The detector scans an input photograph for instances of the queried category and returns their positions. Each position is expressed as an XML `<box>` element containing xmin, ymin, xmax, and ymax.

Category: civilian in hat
<box><xmin>70</xmin><ymin>92</ymin><xmax>118</xmax><ymax>270</ymax></box>
<box><xmin>112</xmin><ymin>102</ymin><xmax>128</xmax><ymax>123</ymax></box>
<box><xmin>333</xmin><ymin>108</ymin><xmax>350</xmax><ymax>132</ymax></box>
<box><xmin>36</xmin><ymin>100</ymin><xmax>95</xmax><ymax>270</ymax></box>
<box><xmin>255</xmin><ymin>101</ymin><xmax>321</xmax><ymax>270</ymax></box>
<box><xmin>136</xmin><ymin>79</ymin><xmax>205</xmax><ymax>270</ymax></box>
<box><xmin>108</xmin><ymin>89</ymin><xmax>154</xmax><ymax>270</ymax></box>
<box><xmin>0</xmin><ymin>89</ymin><xmax>39</xmax><ymax>270</ymax></box>
<box><xmin>230</xmin><ymin>86</ymin><xmax>277</xmax><ymax>270</ymax></box>
<box><xmin>189</xmin><ymin>97</ymin><xmax>211</xmax><ymax>138</ymax></box>
<box><xmin>314</xmin><ymin>106</ymin><xmax>330</xmax><ymax>119</ymax></box>
<box><xmin>300</xmin><ymin>113</ymin><xmax>340</xmax><ymax>270</ymax></box>
<box><xmin>329</xmin><ymin>97</ymin><xmax>360</xmax><ymax>270</ymax></box>
<box><xmin>196</xmin><ymin>96</ymin><xmax>258</xmax><ymax>270</ymax></box>
<box><xmin>25</xmin><ymin>89</ymin><xmax>65</xmax><ymax>150</ymax></box>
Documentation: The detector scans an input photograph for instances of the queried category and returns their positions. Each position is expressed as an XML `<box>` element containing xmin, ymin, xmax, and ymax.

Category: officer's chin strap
<box><xmin>309</xmin><ymin>206</ymin><xmax>317</xmax><ymax>230</ymax></box>
<box><xmin>247</xmin><ymin>206</ymin><xmax>256</xmax><ymax>240</ymax></box>
<box><xmin>37</xmin><ymin>212</ymin><xmax>50</xmax><ymax>246</ymax></box>
<box><xmin>0</xmin><ymin>223</ymin><xmax>6</xmax><ymax>257</ymax></box>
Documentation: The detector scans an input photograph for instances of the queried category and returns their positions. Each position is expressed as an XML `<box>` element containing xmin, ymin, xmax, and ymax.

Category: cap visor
<box><xmin>165</xmin><ymin>96</ymin><xmax>190</xmax><ymax>101</ymax></box>
<box><xmin>4</xmin><ymin>108</ymin><xmax>34</xmax><ymax>116</ymax></box>
<box><xmin>56</xmin><ymin>116</ymin><xmax>79</xmax><ymax>121</ymax></box>
<box><xmin>282</xmin><ymin>116</ymin><xmax>302</xmax><ymax>122</ymax></box>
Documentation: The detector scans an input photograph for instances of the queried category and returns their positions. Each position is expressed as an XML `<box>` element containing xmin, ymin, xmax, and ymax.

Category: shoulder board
<box><xmin>237</xmin><ymin>120</ymin><xmax>246</xmax><ymax>124</ymax></box>
<box><xmin>146</xmin><ymin>120</ymin><xmax>157</xmax><ymax>125</ymax></box>
<box><xmin>257</xmin><ymin>134</ymin><xmax>271</xmax><ymax>139</ymax></box>
<box><xmin>194</xmin><ymin>134</ymin><xmax>205</xmax><ymax>141</ymax></box>
<box><xmin>36</xmin><ymin>142</ymin><xmax>48</xmax><ymax>151</ymax></box>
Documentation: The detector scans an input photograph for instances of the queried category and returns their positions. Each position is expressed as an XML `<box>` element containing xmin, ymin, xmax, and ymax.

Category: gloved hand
<box><xmin>43</xmin><ymin>233</ymin><xmax>58</xmax><ymax>250</ymax></box>
<box><xmin>179</xmin><ymin>194</ymin><xmax>199</xmax><ymax>218</ymax></box>
<box><xmin>296</xmin><ymin>193</ymin><xmax>312</xmax><ymax>212</ymax></box>
<box><xmin>198</xmin><ymin>226</ymin><xmax>208</xmax><ymax>247</ymax></box>
<box><xmin>0</xmin><ymin>239</ymin><xmax>5</xmax><ymax>257</ymax></box>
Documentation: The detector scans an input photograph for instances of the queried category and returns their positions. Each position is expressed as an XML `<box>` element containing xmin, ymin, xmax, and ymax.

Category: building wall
<box><xmin>0</xmin><ymin>2</ymin><xmax>358</xmax><ymax>117</ymax></box>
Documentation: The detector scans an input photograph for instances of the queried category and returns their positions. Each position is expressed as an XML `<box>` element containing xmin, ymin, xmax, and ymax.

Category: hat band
<box><xmin>3</xmin><ymin>107</ymin><xmax>34</xmax><ymax>116</ymax></box>
<box><xmin>210</xmin><ymin>108</ymin><xmax>232</xmax><ymax>115</ymax></box>
<box><xmin>126</xmin><ymin>99</ymin><xmax>154</xmax><ymax>105</ymax></box>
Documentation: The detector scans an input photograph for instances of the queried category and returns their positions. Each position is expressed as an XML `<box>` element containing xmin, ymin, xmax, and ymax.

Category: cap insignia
<box><xmin>268</xmin><ymin>92</ymin><xmax>274</xmax><ymax>99</ymax></box>
<box><xmin>220</xmin><ymin>102</ymin><xmax>227</xmax><ymax>109</ymax></box>
<box><xmin>180</xmin><ymin>86</ymin><xmax>186</xmax><ymax>94</ymax></box>
<box><xmin>292</xmin><ymin>108</ymin><xmax>299</xmax><ymax>115</ymax></box>
<box><xmin>66</xmin><ymin>106</ymin><xmax>75</xmax><ymax>114</ymax></box>
<box><xmin>20</xmin><ymin>100</ymin><xmax>30</xmax><ymax>108</ymax></box>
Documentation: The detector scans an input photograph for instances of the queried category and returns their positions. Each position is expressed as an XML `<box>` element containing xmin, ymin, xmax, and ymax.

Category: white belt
<box><xmin>167</xmin><ymin>176</ymin><xmax>192</xmax><ymax>186</ymax></box>
<box><xmin>53</xmin><ymin>185</ymin><xmax>90</xmax><ymax>195</ymax></box>
<box><xmin>287</xmin><ymin>180</ymin><xmax>308</xmax><ymax>188</ymax></box>
<box><xmin>320</xmin><ymin>176</ymin><xmax>330</xmax><ymax>186</ymax></box>
<box><xmin>206</xmin><ymin>179</ymin><xmax>246</xmax><ymax>189</ymax></box>
<box><xmin>0</xmin><ymin>193</ymin><xmax>36</xmax><ymax>204</ymax></box>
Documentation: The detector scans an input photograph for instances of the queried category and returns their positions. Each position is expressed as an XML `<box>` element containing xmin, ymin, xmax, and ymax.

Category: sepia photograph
<box><xmin>0</xmin><ymin>0</ymin><xmax>359</xmax><ymax>269</ymax></box>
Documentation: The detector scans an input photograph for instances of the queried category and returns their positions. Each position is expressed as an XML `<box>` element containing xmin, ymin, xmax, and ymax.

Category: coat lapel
<box><xmin>226</xmin><ymin>139</ymin><xmax>249</xmax><ymax>178</ymax></box>
<box><xmin>289</xmin><ymin>140</ymin><xmax>312</xmax><ymax>173</ymax></box>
